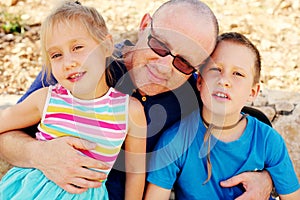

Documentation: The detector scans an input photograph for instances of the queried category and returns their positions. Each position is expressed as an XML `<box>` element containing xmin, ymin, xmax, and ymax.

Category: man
<box><xmin>0</xmin><ymin>0</ymin><xmax>273</xmax><ymax>199</ymax></box>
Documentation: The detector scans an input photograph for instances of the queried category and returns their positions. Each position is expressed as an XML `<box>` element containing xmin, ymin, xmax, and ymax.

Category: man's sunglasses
<box><xmin>147</xmin><ymin>33</ymin><xmax>197</xmax><ymax>75</ymax></box>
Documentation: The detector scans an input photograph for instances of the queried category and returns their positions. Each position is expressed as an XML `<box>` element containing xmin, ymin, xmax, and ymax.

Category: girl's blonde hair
<box><xmin>40</xmin><ymin>1</ymin><xmax>110</xmax><ymax>82</ymax></box>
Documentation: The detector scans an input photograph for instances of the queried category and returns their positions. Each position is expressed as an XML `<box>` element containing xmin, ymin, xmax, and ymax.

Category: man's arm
<box><xmin>220</xmin><ymin>170</ymin><xmax>273</xmax><ymax>200</ymax></box>
<box><xmin>0</xmin><ymin>131</ymin><xmax>109</xmax><ymax>194</ymax></box>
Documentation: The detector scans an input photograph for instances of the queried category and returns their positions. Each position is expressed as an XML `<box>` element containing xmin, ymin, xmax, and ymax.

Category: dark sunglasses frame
<box><xmin>147</xmin><ymin>22</ymin><xmax>197</xmax><ymax>75</ymax></box>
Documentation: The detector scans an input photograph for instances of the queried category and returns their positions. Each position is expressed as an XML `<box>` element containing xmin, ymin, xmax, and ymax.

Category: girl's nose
<box><xmin>63</xmin><ymin>55</ymin><xmax>78</xmax><ymax>71</ymax></box>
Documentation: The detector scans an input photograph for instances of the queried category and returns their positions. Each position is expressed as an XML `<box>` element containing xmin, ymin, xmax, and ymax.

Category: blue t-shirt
<box><xmin>147</xmin><ymin>110</ymin><xmax>300</xmax><ymax>200</ymax></box>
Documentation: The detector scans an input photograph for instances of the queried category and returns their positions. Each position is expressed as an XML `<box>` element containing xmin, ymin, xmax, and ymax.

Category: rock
<box><xmin>275</xmin><ymin>102</ymin><xmax>295</xmax><ymax>115</ymax></box>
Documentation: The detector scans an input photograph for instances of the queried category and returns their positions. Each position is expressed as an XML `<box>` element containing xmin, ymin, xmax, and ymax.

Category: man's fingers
<box><xmin>220</xmin><ymin>174</ymin><xmax>244</xmax><ymax>187</ymax></box>
<box><xmin>63</xmin><ymin>183</ymin><xmax>89</xmax><ymax>194</ymax></box>
<box><xmin>77</xmin><ymin>165</ymin><xmax>108</xmax><ymax>181</ymax></box>
<box><xmin>64</xmin><ymin>136</ymin><xmax>97</xmax><ymax>150</ymax></box>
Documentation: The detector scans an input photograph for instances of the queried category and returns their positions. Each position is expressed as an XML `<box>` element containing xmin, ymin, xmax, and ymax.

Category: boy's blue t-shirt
<box><xmin>147</xmin><ymin>110</ymin><xmax>300</xmax><ymax>199</ymax></box>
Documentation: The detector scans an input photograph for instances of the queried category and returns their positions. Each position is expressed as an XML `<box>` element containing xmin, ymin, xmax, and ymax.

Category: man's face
<box><xmin>127</xmin><ymin>6</ymin><xmax>216</xmax><ymax>96</ymax></box>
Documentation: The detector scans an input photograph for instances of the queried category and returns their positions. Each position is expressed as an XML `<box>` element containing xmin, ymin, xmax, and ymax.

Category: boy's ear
<box><xmin>196</xmin><ymin>73</ymin><xmax>203</xmax><ymax>92</ymax></box>
<box><xmin>247</xmin><ymin>83</ymin><xmax>260</xmax><ymax>102</ymax></box>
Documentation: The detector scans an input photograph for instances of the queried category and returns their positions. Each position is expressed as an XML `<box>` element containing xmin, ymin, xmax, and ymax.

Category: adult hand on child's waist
<box><xmin>32</xmin><ymin>136</ymin><xmax>109</xmax><ymax>194</ymax></box>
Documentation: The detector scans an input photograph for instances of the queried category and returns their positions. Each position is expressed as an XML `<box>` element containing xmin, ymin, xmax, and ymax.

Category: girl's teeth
<box><xmin>70</xmin><ymin>73</ymin><xmax>81</xmax><ymax>79</ymax></box>
<box><xmin>216</xmin><ymin>93</ymin><xmax>227</xmax><ymax>98</ymax></box>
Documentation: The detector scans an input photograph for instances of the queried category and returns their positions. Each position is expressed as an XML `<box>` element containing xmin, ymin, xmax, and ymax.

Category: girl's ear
<box><xmin>103</xmin><ymin>34</ymin><xmax>114</xmax><ymax>57</ymax></box>
<box><xmin>247</xmin><ymin>83</ymin><xmax>260</xmax><ymax>102</ymax></box>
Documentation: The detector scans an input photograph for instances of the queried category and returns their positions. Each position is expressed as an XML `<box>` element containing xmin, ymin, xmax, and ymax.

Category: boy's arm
<box><xmin>124</xmin><ymin>97</ymin><xmax>147</xmax><ymax>199</ymax></box>
<box><xmin>279</xmin><ymin>189</ymin><xmax>300</xmax><ymax>200</ymax></box>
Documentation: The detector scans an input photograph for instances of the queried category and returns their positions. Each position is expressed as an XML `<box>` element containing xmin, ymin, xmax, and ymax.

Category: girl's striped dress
<box><xmin>0</xmin><ymin>84</ymin><xmax>129</xmax><ymax>200</ymax></box>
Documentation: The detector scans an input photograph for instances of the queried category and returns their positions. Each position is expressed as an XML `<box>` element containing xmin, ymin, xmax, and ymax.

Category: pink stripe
<box><xmin>110</xmin><ymin>90</ymin><xmax>127</xmax><ymax>98</ymax></box>
<box><xmin>36</xmin><ymin>131</ymin><xmax>55</xmax><ymax>141</ymax></box>
<box><xmin>80</xmin><ymin>149</ymin><xmax>119</xmax><ymax>162</ymax></box>
<box><xmin>43</xmin><ymin>119</ymin><xmax>126</xmax><ymax>139</ymax></box>
<box><xmin>45</xmin><ymin>113</ymin><xmax>126</xmax><ymax>130</ymax></box>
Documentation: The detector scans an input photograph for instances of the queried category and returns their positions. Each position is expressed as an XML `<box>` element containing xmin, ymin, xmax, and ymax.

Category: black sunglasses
<box><xmin>147</xmin><ymin>30</ymin><xmax>197</xmax><ymax>75</ymax></box>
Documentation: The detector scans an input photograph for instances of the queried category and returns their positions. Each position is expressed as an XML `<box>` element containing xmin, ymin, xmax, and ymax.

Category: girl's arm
<box><xmin>124</xmin><ymin>97</ymin><xmax>147</xmax><ymax>200</ymax></box>
<box><xmin>0</xmin><ymin>87</ymin><xmax>48</xmax><ymax>133</ymax></box>
<box><xmin>144</xmin><ymin>183</ymin><xmax>171</xmax><ymax>200</ymax></box>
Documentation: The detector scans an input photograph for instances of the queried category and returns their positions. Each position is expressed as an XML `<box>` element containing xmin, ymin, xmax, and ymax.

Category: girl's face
<box><xmin>198</xmin><ymin>40</ymin><xmax>260</xmax><ymax>120</ymax></box>
<box><xmin>46</xmin><ymin>20</ymin><xmax>111</xmax><ymax>99</ymax></box>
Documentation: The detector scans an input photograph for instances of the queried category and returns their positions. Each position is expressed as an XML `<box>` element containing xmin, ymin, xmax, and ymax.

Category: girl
<box><xmin>0</xmin><ymin>1</ymin><xmax>146</xmax><ymax>199</ymax></box>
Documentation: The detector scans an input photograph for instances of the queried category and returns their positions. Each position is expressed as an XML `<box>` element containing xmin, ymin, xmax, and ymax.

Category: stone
<box><xmin>275</xmin><ymin>102</ymin><xmax>295</xmax><ymax>115</ymax></box>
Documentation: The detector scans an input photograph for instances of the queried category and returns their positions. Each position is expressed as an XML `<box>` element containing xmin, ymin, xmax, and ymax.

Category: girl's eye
<box><xmin>50</xmin><ymin>53</ymin><xmax>61</xmax><ymax>59</ymax></box>
<box><xmin>73</xmin><ymin>45</ymin><xmax>84</xmax><ymax>51</ymax></box>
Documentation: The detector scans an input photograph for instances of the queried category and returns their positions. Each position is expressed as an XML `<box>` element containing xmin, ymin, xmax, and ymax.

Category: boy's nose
<box><xmin>217</xmin><ymin>77</ymin><xmax>231</xmax><ymax>88</ymax></box>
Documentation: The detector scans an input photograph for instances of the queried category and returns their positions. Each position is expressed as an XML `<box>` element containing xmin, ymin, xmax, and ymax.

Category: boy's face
<box><xmin>198</xmin><ymin>40</ymin><xmax>260</xmax><ymax>117</ymax></box>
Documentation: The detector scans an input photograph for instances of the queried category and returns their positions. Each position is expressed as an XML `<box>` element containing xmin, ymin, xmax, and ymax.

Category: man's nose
<box><xmin>155</xmin><ymin>56</ymin><xmax>173</xmax><ymax>74</ymax></box>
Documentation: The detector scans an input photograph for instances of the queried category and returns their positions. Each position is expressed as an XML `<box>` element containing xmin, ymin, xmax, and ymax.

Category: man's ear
<box><xmin>247</xmin><ymin>83</ymin><xmax>260</xmax><ymax>102</ymax></box>
<box><xmin>138</xmin><ymin>13</ymin><xmax>152</xmax><ymax>37</ymax></box>
<box><xmin>139</xmin><ymin>13</ymin><xmax>152</xmax><ymax>30</ymax></box>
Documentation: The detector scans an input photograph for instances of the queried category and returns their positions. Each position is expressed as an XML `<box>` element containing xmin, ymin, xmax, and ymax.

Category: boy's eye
<box><xmin>209</xmin><ymin>67</ymin><xmax>221</xmax><ymax>72</ymax></box>
<box><xmin>233</xmin><ymin>71</ymin><xmax>245</xmax><ymax>77</ymax></box>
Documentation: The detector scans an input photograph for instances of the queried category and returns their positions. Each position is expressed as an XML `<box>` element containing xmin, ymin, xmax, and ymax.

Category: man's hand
<box><xmin>220</xmin><ymin>171</ymin><xmax>273</xmax><ymax>200</ymax></box>
<box><xmin>31</xmin><ymin>136</ymin><xmax>109</xmax><ymax>194</ymax></box>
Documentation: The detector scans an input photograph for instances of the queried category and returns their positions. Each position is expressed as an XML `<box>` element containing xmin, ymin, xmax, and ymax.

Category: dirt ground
<box><xmin>0</xmin><ymin>0</ymin><xmax>299</xmax><ymax>183</ymax></box>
